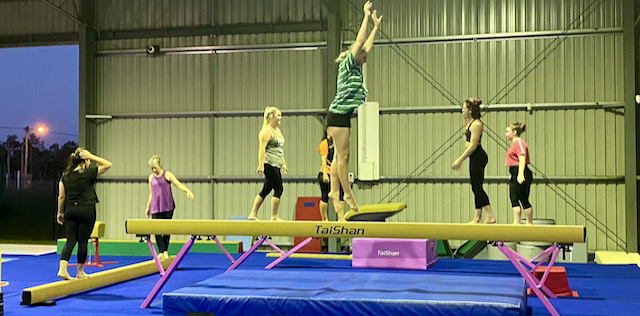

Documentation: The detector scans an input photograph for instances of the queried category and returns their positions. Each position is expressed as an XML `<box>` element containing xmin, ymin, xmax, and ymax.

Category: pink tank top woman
<box><xmin>150</xmin><ymin>171</ymin><xmax>175</xmax><ymax>214</ymax></box>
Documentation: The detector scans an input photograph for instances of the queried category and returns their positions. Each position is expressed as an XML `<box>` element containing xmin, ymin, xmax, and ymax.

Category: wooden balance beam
<box><xmin>21</xmin><ymin>257</ymin><xmax>173</xmax><ymax>305</ymax></box>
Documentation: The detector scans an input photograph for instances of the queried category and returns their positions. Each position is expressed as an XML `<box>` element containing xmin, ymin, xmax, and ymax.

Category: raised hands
<box><xmin>363</xmin><ymin>1</ymin><xmax>373</xmax><ymax>16</ymax></box>
<box><xmin>372</xmin><ymin>10</ymin><xmax>383</xmax><ymax>27</ymax></box>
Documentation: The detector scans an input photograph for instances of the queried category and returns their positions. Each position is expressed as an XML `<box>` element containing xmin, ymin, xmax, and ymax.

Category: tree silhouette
<box><xmin>1</xmin><ymin>134</ymin><xmax>77</xmax><ymax>181</ymax></box>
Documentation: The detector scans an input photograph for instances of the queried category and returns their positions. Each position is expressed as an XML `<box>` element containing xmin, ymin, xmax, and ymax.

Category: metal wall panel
<box><xmin>95</xmin><ymin>0</ymin><xmax>326</xmax><ymax>30</ymax></box>
<box><xmin>94</xmin><ymin>118</ymin><xmax>212</xmax><ymax>177</ymax></box>
<box><xmin>367</xmin><ymin>35</ymin><xmax>624</xmax><ymax>107</ymax></box>
<box><xmin>96</xmin><ymin>54</ymin><xmax>212</xmax><ymax>114</ymax></box>
<box><xmin>340</xmin><ymin>0</ymin><xmax>622</xmax><ymax>39</ymax></box>
<box><xmin>0</xmin><ymin>0</ymin><xmax>78</xmax><ymax>36</ymax></box>
<box><xmin>213</xmin><ymin>49</ymin><xmax>323</xmax><ymax>111</ymax></box>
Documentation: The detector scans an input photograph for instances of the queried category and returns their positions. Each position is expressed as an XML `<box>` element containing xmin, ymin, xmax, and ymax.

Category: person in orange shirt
<box><xmin>318</xmin><ymin>129</ymin><xmax>345</xmax><ymax>221</ymax></box>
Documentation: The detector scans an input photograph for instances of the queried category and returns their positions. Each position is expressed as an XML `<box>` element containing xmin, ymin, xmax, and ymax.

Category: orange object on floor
<box><xmin>527</xmin><ymin>266</ymin><xmax>579</xmax><ymax>297</ymax></box>
<box><xmin>293</xmin><ymin>197</ymin><xmax>322</xmax><ymax>253</ymax></box>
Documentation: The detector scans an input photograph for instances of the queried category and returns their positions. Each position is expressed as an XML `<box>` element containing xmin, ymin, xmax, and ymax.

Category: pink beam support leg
<box><xmin>499</xmin><ymin>243</ymin><xmax>557</xmax><ymax>298</ymax></box>
<box><xmin>498</xmin><ymin>243</ymin><xmax>560</xmax><ymax>316</ymax></box>
<box><xmin>539</xmin><ymin>246</ymin><xmax>561</xmax><ymax>287</ymax></box>
<box><xmin>146</xmin><ymin>236</ymin><xmax>165</xmax><ymax>275</ymax></box>
<box><xmin>140</xmin><ymin>235</ymin><xmax>196</xmax><ymax>309</ymax></box>
<box><xmin>264</xmin><ymin>238</ymin><xmax>286</xmax><ymax>255</ymax></box>
<box><xmin>225</xmin><ymin>237</ymin><xmax>267</xmax><ymax>272</ymax></box>
<box><xmin>212</xmin><ymin>236</ymin><xmax>235</xmax><ymax>263</ymax></box>
<box><xmin>265</xmin><ymin>237</ymin><xmax>313</xmax><ymax>270</ymax></box>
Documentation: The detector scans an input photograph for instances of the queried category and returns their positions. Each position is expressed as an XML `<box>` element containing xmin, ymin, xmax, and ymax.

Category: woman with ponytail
<box><xmin>57</xmin><ymin>148</ymin><xmax>112</xmax><ymax>279</ymax></box>
<box><xmin>327</xmin><ymin>1</ymin><xmax>382</xmax><ymax>215</ymax></box>
<box><xmin>248</xmin><ymin>107</ymin><xmax>287</xmax><ymax>221</ymax></box>
<box><xmin>452</xmin><ymin>98</ymin><xmax>496</xmax><ymax>224</ymax></box>
<box><xmin>505</xmin><ymin>122</ymin><xmax>533</xmax><ymax>225</ymax></box>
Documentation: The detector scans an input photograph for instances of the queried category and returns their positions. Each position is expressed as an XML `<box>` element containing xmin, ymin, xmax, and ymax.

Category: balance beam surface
<box><xmin>22</xmin><ymin>257</ymin><xmax>173</xmax><ymax>305</ymax></box>
<box><xmin>126</xmin><ymin>219</ymin><xmax>585</xmax><ymax>243</ymax></box>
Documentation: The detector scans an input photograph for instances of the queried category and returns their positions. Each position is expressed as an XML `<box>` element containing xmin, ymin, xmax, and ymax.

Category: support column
<box><xmin>623</xmin><ymin>0</ymin><xmax>638</xmax><ymax>252</ymax></box>
<box><xmin>78</xmin><ymin>0</ymin><xmax>97</xmax><ymax>150</ymax></box>
<box><xmin>324</xmin><ymin>0</ymin><xmax>342</xmax><ymax>253</ymax></box>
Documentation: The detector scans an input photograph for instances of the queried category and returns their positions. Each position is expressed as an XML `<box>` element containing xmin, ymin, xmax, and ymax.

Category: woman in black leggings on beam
<box><xmin>57</xmin><ymin>148</ymin><xmax>112</xmax><ymax>279</ymax></box>
<box><xmin>452</xmin><ymin>98</ymin><xmax>496</xmax><ymax>224</ymax></box>
<box><xmin>248</xmin><ymin>107</ymin><xmax>288</xmax><ymax>221</ymax></box>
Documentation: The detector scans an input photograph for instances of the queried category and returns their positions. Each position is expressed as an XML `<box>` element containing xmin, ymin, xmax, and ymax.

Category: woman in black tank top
<box><xmin>452</xmin><ymin>98</ymin><xmax>496</xmax><ymax>224</ymax></box>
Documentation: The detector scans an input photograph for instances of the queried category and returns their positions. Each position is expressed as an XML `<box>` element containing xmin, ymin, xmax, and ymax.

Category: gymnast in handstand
<box><xmin>326</xmin><ymin>0</ymin><xmax>382</xmax><ymax>215</ymax></box>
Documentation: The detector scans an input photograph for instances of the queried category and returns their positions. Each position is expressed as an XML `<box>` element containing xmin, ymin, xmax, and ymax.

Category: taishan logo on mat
<box><xmin>315</xmin><ymin>225</ymin><xmax>365</xmax><ymax>235</ymax></box>
<box><xmin>377</xmin><ymin>250</ymin><xmax>400</xmax><ymax>256</ymax></box>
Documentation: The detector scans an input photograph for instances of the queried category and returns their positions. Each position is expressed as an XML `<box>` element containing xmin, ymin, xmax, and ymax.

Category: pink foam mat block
<box><xmin>352</xmin><ymin>238</ymin><xmax>437</xmax><ymax>270</ymax></box>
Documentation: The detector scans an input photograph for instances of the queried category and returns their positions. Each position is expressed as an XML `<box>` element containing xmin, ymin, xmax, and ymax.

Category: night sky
<box><xmin>0</xmin><ymin>45</ymin><xmax>79</xmax><ymax>147</ymax></box>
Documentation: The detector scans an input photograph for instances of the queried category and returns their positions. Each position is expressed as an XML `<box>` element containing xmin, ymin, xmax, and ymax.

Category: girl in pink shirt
<box><xmin>505</xmin><ymin>123</ymin><xmax>533</xmax><ymax>225</ymax></box>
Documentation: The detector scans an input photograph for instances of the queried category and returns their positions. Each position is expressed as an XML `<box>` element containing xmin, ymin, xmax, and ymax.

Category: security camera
<box><xmin>146</xmin><ymin>45</ymin><xmax>160</xmax><ymax>55</ymax></box>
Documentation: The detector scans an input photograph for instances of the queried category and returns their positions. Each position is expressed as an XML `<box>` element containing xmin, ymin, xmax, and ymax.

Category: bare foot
<box><xmin>77</xmin><ymin>272</ymin><xmax>90</xmax><ymax>279</ymax></box>
<box><xmin>248</xmin><ymin>215</ymin><xmax>260</xmax><ymax>221</ymax></box>
<box><xmin>484</xmin><ymin>218</ymin><xmax>497</xmax><ymax>224</ymax></box>
<box><xmin>343</xmin><ymin>194</ymin><xmax>359</xmax><ymax>213</ymax></box>
<box><xmin>468</xmin><ymin>219</ymin><xmax>481</xmax><ymax>224</ymax></box>
<box><xmin>270</xmin><ymin>217</ymin><xmax>283</xmax><ymax>221</ymax></box>
<box><xmin>512</xmin><ymin>221</ymin><xmax>521</xmax><ymax>225</ymax></box>
<box><xmin>57</xmin><ymin>271</ymin><xmax>73</xmax><ymax>280</ymax></box>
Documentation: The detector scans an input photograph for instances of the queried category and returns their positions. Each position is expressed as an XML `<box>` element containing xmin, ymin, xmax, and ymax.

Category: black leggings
<box><xmin>509</xmin><ymin>165</ymin><xmax>533</xmax><ymax>209</ymax></box>
<box><xmin>60</xmin><ymin>203</ymin><xmax>96</xmax><ymax>263</ymax></box>
<box><xmin>469</xmin><ymin>145</ymin><xmax>491</xmax><ymax>209</ymax></box>
<box><xmin>318</xmin><ymin>172</ymin><xmax>344</xmax><ymax>203</ymax></box>
<box><xmin>259</xmin><ymin>164</ymin><xmax>283</xmax><ymax>198</ymax></box>
<box><xmin>152</xmin><ymin>210</ymin><xmax>174</xmax><ymax>253</ymax></box>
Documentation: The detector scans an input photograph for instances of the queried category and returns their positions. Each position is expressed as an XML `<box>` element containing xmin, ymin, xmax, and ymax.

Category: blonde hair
<box><xmin>335</xmin><ymin>49</ymin><xmax>350</xmax><ymax>63</ymax></box>
<box><xmin>148</xmin><ymin>155</ymin><xmax>162</xmax><ymax>166</ymax></box>
<box><xmin>335</xmin><ymin>45</ymin><xmax>367</xmax><ymax>63</ymax></box>
<box><xmin>263</xmin><ymin>107</ymin><xmax>280</xmax><ymax>127</ymax></box>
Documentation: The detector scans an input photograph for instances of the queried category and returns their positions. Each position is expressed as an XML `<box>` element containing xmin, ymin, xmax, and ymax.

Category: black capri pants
<box><xmin>509</xmin><ymin>165</ymin><xmax>533</xmax><ymax>209</ymax></box>
<box><xmin>60</xmin><ymin>203</ymin><xmax>96</xmax><ymax>264</ymax></box>
<box><xmin>259</xmin><ymin>164</ymin><xmax>283</xmax><ymax>198</ymax></box>
<box><xmin>318</xmin><ymin>172</ymin><xmax>344</xmax><ymax>203</ymax></box>
<box><xmin>469</xmin><ymin>145</ymin><xmax>491</xmax><ymax>209</ymax></box>
<box><xmin>152</xmin><ymin>210</ymin><xmax>174</xmax><ymax>253</ymax></box>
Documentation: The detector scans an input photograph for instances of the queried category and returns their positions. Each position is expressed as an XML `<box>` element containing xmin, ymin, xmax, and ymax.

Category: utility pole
<box><xmin>22</xmin><ymin>126</ymin><xmax>29</xmax><ymax>189</ymax></box>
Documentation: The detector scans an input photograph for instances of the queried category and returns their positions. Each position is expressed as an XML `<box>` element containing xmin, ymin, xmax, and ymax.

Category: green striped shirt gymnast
<box><xmin>328</xmin><ymin>51</ymin><xmax>368</xmax><ymax>115</ymax></box>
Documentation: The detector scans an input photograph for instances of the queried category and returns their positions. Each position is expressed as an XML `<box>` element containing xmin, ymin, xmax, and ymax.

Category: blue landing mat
<box><xmin>163</xmin><ymin>269</ymin><xmax>527</xmax><ymax>316</ymax></box>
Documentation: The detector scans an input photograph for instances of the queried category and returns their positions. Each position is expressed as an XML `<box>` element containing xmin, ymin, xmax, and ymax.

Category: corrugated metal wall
<box><xmin>0</xmin><ymin>0</ymin><xmax>78</xmax><ymax>36</ymax></box>
<box><xmin>88</xmin><ymin>0</ymin><xmax>628</xmax><ymax>251</ymax></box>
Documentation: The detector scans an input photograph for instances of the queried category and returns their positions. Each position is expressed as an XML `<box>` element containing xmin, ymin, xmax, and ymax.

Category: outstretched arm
<box><xmin>351</xmin><ymin>1</ymin><xmax>373</xmax><ymax>56</ymax></box>
<box><xmin>167</xmin><ymin>171</ymin><xmax>194</xmax><ymax>199</ymax></box>
<box><xmin>363</xmin><ymin>10</ymin><xmax>382</xmax><ymax>52</ymax></box>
